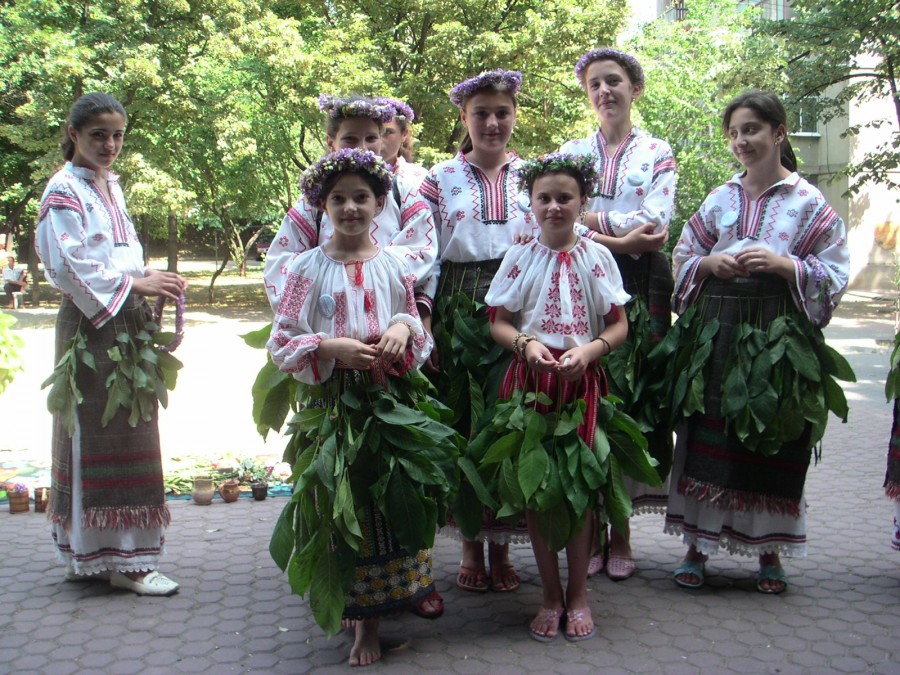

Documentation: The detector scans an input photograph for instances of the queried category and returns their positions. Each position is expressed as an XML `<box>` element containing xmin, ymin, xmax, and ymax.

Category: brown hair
<box><xmin>61</xmin><ymin>93</ymin><xmax>127</xmax><ymax>161</ymax></box>
<box><xmin>723</xmin><ymin>91</ymin><xmax>798</xmax><ymax>173</ymax></box>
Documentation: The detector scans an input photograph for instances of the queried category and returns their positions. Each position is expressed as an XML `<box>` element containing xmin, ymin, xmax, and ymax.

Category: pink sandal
<box><xmin>605</xmin><ymin>555</ymin><xmax>636</xmax><ymax>581</ymax></box>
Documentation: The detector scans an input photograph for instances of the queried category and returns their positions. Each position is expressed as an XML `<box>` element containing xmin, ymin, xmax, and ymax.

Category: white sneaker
<box><xmin>109</xmin><ymin>570</ymin><xmax>180</xmax><ymax>596</ymax></box>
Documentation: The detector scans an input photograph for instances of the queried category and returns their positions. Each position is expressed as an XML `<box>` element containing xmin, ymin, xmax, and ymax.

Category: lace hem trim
<box><xmin>663</xmin><ymin>521</ymin><xmax>807</xmax><ymax>558</ymax></box>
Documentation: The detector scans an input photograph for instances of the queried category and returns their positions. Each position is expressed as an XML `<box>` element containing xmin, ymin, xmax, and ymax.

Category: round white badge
<box><xmin>318</xmin><ymin>295</ymin><xmax>336</xmax><ymax>318</ymax></box>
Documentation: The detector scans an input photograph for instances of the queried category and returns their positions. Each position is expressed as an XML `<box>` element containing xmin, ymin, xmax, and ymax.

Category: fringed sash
<box><xmin>886</xmin><ymin>399</ymin><xmax>900</xmax><ymax>502</ymax></box>
<box><xmin>679</xmin><ymin>276</ymin><xmax>812</xmax><ymax>517</ymax></box>
<box><xmin>49</xmin><ymin>298</ymin><xmax>170</xmax><ymax>531</ymax></box>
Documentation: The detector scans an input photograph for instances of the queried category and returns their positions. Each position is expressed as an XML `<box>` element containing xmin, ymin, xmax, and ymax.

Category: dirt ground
<box><xmin>2</xmin><ymin>259</ymin><xmax>285</xmax><ymax>470</ymax></box>
<box><xmin>3</xmin><ymin>258</ymin><xmax>897</xmax><ymax>468</ymax></box>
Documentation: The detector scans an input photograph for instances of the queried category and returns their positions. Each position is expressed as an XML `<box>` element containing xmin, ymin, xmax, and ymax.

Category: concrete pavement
<box><xmin>1</xmin><ymin>292</ymin><xmax>898</xmax><ymax>673</ymax></box>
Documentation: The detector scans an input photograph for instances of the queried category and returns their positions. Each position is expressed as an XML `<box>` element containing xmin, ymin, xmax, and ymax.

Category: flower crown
<box><xmin>515</xmin><ymin>153</ymin><xmax>600</xmax><ymax>196</ymax></box>
<box><xmin>300</xmin><ymin>148</ymin><xmax>393</xmax><ymax>208</ymax></box>
<box><xmin>449</xmin><ymin>69</ymin><xmax>523</xmax><ymax>108</ymax></box>
<box><xmin>374</xmin><ymin>97</ymin><xmax>415</xmax><ymax>123</ymax></box>
<box><xmin>574</xmin><ymin>48</ymin><xmax>645</xmax><ymax>87</ymax></box>
<box><xmin>317</xmin><ymin>95</ymin><xmax>394</xmax><ymax>123</ymax></box>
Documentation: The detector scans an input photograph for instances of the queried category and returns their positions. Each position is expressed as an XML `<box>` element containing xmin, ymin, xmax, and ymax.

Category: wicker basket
<box><xmin>8</xmin><ymin>491</ymin><xmax>29</xmax><ymax>513</ymax></box>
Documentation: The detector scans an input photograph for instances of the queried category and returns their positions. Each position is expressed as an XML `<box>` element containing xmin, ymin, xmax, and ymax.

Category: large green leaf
<box><xmin>241</xmin><ymin>322</ymin><xmax>274</xmax><ymax>349</ymax></box>
<box><xmin>270</xmin><ymin>501</ymin><xmax>298</xmax><ymax>571</ymax></box>
<box><xmin>309</xmin><ymin>545</ymin><xmax>348</xmax><ymax>636</ymax></box>
<box><xmin>518</xmin><ymin>446</ymin><xmax>549</xmax><ymax>502</ymax></box>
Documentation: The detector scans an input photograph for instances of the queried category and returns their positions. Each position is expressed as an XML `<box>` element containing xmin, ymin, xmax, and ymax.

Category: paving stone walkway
<box><xmin>1</xmin><ymin>293</ymin><xmax>898</xmax><ymax>673</ymax></box>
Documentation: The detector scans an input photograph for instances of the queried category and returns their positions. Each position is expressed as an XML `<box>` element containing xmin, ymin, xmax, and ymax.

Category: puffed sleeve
<box><xmin>36</xmin><ymin>185</ymin><xmax>133</xmax><ymax>328</ymax></box>
<box><xmin>264</xmin><ymin>195</ymin><xmax>322</xmax><ymax>312</ymax></box>
<box><xmin>672</xmin><ymin>197</ymin><xmax>717</xmax><ymax>316</ymax></box>
<box><xmin>266</xmin><ymin>259</ymin><xmax>331</xmax><ymax>385</ymax></box>
<box><xmin>383</xmin><ymin>247</ymin><xmax>434</xmax><ymax>368</ymax></box>
<box><xmin>788</xmin><ymin>203</ymin><xmax>849</xmax><ymax>327</ymax></box>
<box><xmin>387</xmin><ymin>180</ymin><xmax>440</xmax><ymax>311</ymax></box>
<box><xmin>484</xmin><ymin>243</ymin><xmax>529</xmax><ymax>312</ymax></box>
<box><xmin>586</xmin><ymin>241</ymin><xmax>631</xmax><ymax>317</ymax></box>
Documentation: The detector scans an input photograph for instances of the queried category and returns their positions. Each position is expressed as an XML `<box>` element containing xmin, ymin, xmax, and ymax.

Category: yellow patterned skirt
<box><xmin>343</xmin><ymin>502</ymin><xmax>434</xmax><ymax>619</ymax></box>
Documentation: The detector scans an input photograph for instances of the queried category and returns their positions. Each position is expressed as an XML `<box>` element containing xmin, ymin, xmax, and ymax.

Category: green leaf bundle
<box><xmin>653</xmin><ymin>303</ymin><xmax>856</xmax><ymax>456</ymax></box>
<box><xmin>42</xmin><ymin>316</ymin><xmax>183</xmax><ymax>435</ymax></box>
<box><xmin>268</xmin><ymin>369</ymin><xmax>461</xmax><ymax>635</ymax></box>
<box><xmin>456</xmin><ymin>383</ymin><xmax>658</xmax><ymax>552</ymax></box>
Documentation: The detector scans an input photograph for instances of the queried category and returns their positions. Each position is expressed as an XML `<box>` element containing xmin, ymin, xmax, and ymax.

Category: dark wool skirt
<box><xmin>678</xmin><ymin>276</ymin><xmax>813</xmax><ymax>517</ymax></box>
<box><xmin>49</xmin><ymin>297</ymin><xmax>169</xmax><ymax>531</ymax></box>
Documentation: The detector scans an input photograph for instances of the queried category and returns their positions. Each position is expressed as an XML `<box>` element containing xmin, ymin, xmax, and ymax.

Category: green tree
<box><xmin>627</xmin><ymin>0</ymin><xmax>784</xmax><ymax>238</ymax></box>
<box><xmin>761</xmin><ymin>0</ymin><xmax>900</xmax><ymax>197</ymax></box>
<box><xmin>274</xmin><ymin>0</ymin><xmax>629</xmax><ymax>165</ymax></box>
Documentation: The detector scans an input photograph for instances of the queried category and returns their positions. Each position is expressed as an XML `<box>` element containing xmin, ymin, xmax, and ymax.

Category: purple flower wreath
<box><xmin>317</xmin><ymin>95</ymin><xmax>394</xmax><ymax>123</ymax></box>
<box><xmin>515</xmin><ymin>152</ymin><xmax>601</xmax><ymax>197</ymax></box>
<box><xmin>300</xmin><ymin>148</ymin><xmax>393</xmax><ymax>208</ymax></box>
<box><xmin>449</xmin><ymin>69</ymin><xmax>523</xmax><ymax>108</ymax></box>
<box><xmin>374</xmin><ymin>97</ymin><xmax>415</xmax><ymax>123</ymax></box>
<box><xmin>574</xmin><ymin>48</ymin><xmax>645</xmax><ymax>87</ymax></box>
<box><xmin>153</xmin><ymin>294</ymin><xmax>185</xmax><ymax>353</ymax></box>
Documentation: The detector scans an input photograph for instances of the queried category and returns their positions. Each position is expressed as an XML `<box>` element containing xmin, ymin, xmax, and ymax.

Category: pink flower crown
<box><xmin>318</xmin><ymin>95</ymin><xmax>394</xmax><ymax>123</ymax></box>
<box><xmin>449</xmin><ymin>69</ymin><xmax>523</xmax><ymax>108</ymax></box>
<box><xmin>300</xmin><ymin>149</ymin><xmax>393</xmax><ymax>208</ymax></box>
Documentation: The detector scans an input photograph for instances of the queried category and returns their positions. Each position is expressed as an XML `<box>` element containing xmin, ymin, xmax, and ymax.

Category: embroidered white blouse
<box><xmin>395</xmin><ymin>152</ymin><xmax>537</xmax><ymax>303</ymax></box>
<box><xmin>267</xmin><ymin>246</ymin><xmax>433</xmax><ymax>384</ymax></box>
<box><xmin>263</xmin><ymin>169</ymin><xmax>434</xmax><ymax>311</ymax></box>
<box><xmin>36</xmin><ymin>163</ymin><xmax>144</xmax><ymax>328</ymax></box>
<box><xmin>392</xmin><ymin>156</ymin><xmax>429</xmax><ymax>194</ymax></box>
<box><xmin>560</xmin><ymin>127</ymin><xmax>676</xmax><ymax>239</ymax></box>
<box><xmin>673</xmin><ymin>172</ymin><xmax>849</xmax><ymax>327</ymax></box>
<box><xmin>485</xmin><ymin>238</ymin><xmax>631</xmax><ymax>351</ymax></box>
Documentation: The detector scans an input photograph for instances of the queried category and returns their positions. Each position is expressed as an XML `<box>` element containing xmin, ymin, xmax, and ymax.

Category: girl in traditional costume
<box><xmin>560</xmin><ymin>48</ymin><xmax>677</xmax><ymax>581</ymax></box>
<box><xmin>485</xmin><ymin>153</ymin><xmax>629</xmax><ymax>640</ymax></box>
<box><xmin>263</xmin><ymin>95</ymin><xmax>434</xmax><ymax>311</ymax></box>
<box><xmin>267</xmin><ymin>148</ymin><xmax>452</xmax><ymax>666</ymax></box>
<box><xmin>376</xmin><ymin>96</ymin><xmax>428</xmax><ymax>192</ymax></box>
<box><xmin>401</xmin><ymin>69</ymin><xmax>536</xmax><ymax>593</ymax></box>
<box><xmin>666</xmin><ymin>91</ymin><xmax>850</xmax><ymax>593</ymax></box>
<box><xmin>261</xmin><ymin>96</ymin><xmax>443</xmax><ymax>618</ymax></box>
<box><xmin>36</xmin><ymin>93</ymin><xmax>187</xmax><ymax>596</ymax></box>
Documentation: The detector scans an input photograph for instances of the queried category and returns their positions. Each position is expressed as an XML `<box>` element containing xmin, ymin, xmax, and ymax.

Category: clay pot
<box><xmin>218</xmin><ymin>481</ymin><xmax>241</xmax><ymax>503</ymax></box>
<box><xmin>191</xmin><ymin>477</ymin><xmax>215</xmax><ymax>506</ymax></box>
<box><xmin>251</xmin><ymin>482</ymin><xmax>268</xmax><ymax>501</ymax></box>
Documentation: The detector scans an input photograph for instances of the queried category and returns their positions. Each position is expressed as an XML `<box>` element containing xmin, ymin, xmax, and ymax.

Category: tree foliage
<box><xmin>627</xmin><ymin>0</ymin><xmax>784</xmax><ymax>237</ymax></box>
<box><xmin>0</xmin><ymin>0</ymin><xmax>630</xmax><ymax>294</ymax></box>
<box><xmin>760</xmin><ymin>0</ymin><xmax>900</xmax><ymax>197</ymax></box>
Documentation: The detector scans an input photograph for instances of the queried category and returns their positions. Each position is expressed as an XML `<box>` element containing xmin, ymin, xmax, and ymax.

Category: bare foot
<box><xmin>342</xmin><ymin>618</ymin><xmax>358</xmax><ymax>630</ymax></box>
<box><xmin>565</xmin><ymin>606</ymin><xmax>595</xmax><ymax>640</ymax></box>
<box><xmin>488</xmin><ymin>542</ymin><xmax>520</xmax><ymax>592</ymax></box>
<box><xmin>349</xmin><ymin>618</ymin><xmax>381</xmax><ymax>667</ymax></box>
<box><xmin>758</xmin><ymin>552</ymin><xmax>786</xmax><ymax>594</ymax></box>
<box><xmin>529</xmin><ymin>606</ymin><xmax>564</xmax><ymax>641</ymax></box>
<box><xmin>674</xmin><ymin>546</ymin><xmax>707</xmax><ymax>587</ymax></box>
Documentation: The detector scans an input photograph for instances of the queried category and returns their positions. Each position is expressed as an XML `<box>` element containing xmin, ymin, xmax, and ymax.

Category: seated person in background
<box><xmin>3</xmin><ymin>255</ymin><xmax>28</xmax><ymax>308</ymax></box>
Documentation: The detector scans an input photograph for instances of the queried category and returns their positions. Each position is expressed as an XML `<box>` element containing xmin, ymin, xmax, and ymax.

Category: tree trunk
<box><xmin>208</xmin><ymin>248</ymin><xmax>231</xmax><ymax>303</ymax></box>
<box><xmin>167</xmin><ymin>211</ymin><xmax>178</xmax><ymax>273</ymax></box>
<box><xmin>25</xmin><ymin>228</ymin><xmax>39</xmax><ymax>307</ymax></box>
<box><xmin>140</xmin><ymin>214</ymin><xmax>151</xmax><ymax>266</ymax></box>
